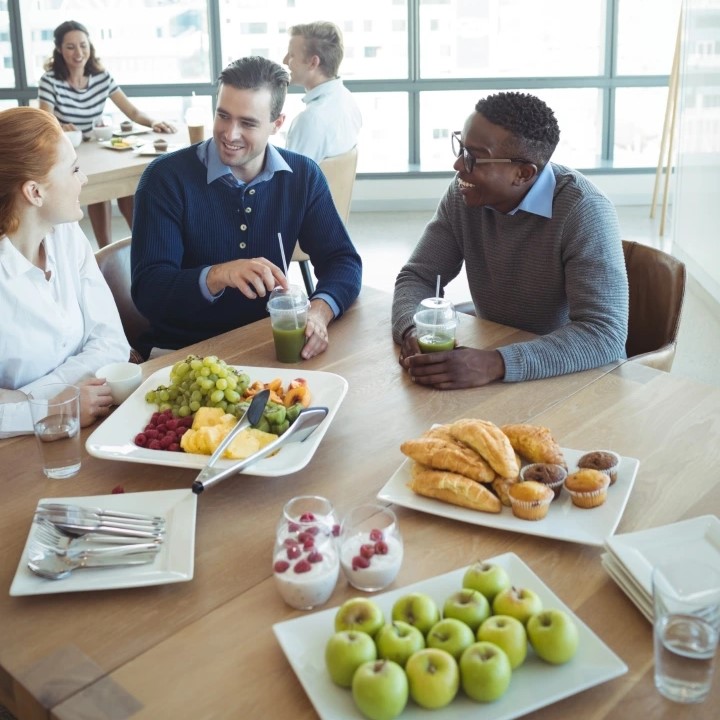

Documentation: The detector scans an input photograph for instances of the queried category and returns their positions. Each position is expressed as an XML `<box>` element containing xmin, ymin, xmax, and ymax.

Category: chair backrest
<box><xmin>95</xmin><ymin>237</ymin><xmax>150</xmax><ymax>354</ymax></box>
<box><xmin>623</xmin><ymin>239</ymin><xmax>686</xmax><ymax>371</ymax></box>
<box><xmin>291</xmin><ymin>146</ymin><xmax>359</xmax><ymax>293</ymax></box>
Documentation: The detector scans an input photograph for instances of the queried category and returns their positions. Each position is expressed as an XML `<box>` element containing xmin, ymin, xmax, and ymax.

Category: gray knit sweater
<box><xmin>391</xmin><ymin>164</ymin><xmax>629</xmax><ymax>382</ymax></box>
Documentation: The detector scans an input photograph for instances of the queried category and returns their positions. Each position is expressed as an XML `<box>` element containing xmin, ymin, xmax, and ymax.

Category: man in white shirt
<box><xmin>283</xmin><ymin>22</ymin><xmax>361</xmax><ymax>162</ymax></box>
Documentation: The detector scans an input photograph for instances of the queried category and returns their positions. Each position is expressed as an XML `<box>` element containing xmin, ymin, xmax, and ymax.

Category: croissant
<box><xmin>408</xmin><ymin>464</ymin><xmax>501</xmax><ymax>514</ymax></box>
<box><xmin>500</xmin><ymin>423</ymin><xmax>566</xmax><ymax>468</ymax></box>
<box><xmin>449</xmin><ymin>419</ymin><xmax>519</xmax><ymax>479</ymax></box>
<box><xmin>400</xmin><ymin>437</ymin><xmax>495</xmax><ymax>483</ymax></box>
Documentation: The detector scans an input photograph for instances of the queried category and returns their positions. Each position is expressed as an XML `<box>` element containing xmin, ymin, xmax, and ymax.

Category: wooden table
<box><xmin>77</xmin><ymin>127</ymin><xmax>193</xmax><ymax>206</ymax></box>
<box><xmin>1</xmin><ymin>288</ymin><xmax>717</xmax><ymax>720</ymax></box>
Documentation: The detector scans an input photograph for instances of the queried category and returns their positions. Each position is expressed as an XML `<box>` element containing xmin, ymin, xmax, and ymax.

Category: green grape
<box><xmin>189</xmin><ymin>400</ymin><xmax>201</xmax><ymax>412</ymax></box>
<box><xmin>199</xmin><ymin>367</ymin><xmax>210</xmax><ymax>377</ymax></box>
<box><xmin>215</xmin><ymin>378</ymin><xmax>228</xmax><ymax>391</ymax></box>
<box><xmin>224</xmin><ymin>388</ymin><xmax>240</xmax><ymax>403</ymax></box>
<box><xmin>158</xmin><ymin>389</ymin><xmax>170</xmax><ymax>402</ymax></box>
<box><xmin>210</xmin><ymin>389</ymin><xmax>224</xmax><ymax>404</ymax></box>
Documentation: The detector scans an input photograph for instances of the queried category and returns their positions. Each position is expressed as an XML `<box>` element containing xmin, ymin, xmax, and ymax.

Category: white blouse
<box><xmin>0</xmin><ymin>223</ymin><xmax>130</xmax><ymax>436</ymax></box>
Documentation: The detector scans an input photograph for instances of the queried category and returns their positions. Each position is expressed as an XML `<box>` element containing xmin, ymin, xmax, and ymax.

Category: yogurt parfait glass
<box><xmin>339</xmin><ymin>504</ymin><xmax>403</xmax><ymax>592</ymax></box>
<box><xmin>273</xmin><ymin>496</ymin><xmax>340</xmax><ymax>610</ymax></box>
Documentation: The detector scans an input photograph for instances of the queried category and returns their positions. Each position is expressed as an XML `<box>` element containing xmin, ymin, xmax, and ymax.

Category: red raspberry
<box><xmin>148</xmin><ymin>440</ymin><xmax>162</xmax><ymax>450</ymax></box>
<box><xmin>299</xmin><ymin>512</ymin><xmax>315</xmax><ymax>522</ymax></box>
<box><xmin>111</xmin><ymin>485</ymin><xmax>125</xmax><ymax>494</ymax></box>
<box><xmin>374</xmin><ymin>541</ymin><xmax>389</xmax><ymax>555</ymax></box>
<box><xmin>307</xmin><ymin>551</ymin><xmax>323</xmax><ymax>563</ymax></box>
<box><xmin>168</xmin><ymin>443</ymin><xmax>181</xmax><ymax>452</ymax></box>
<box><xmin>156</xmin><ymin>424</ymin><xmax>167</xmax><ymax>433</ymax></box>
<box><xmin>151</xmin><ymin>412</ymin><xmax>161</xmax><ymax>422</ymax></box>
<box><xmin>287</xmin><ymin>545</ymin><xmax>302</xmax><ymax>560</ymax></box>
<box><xmin>176</xmin><ymin>426</ymin><xmax>188</xmax><ymax>437</ymax></box>
<box><xmin>294</xmin><ymin>560</ymin><xmax>312</xmax><ymax>573</ymax></box>
<box><xmin>360</xmin><ymin>543</ymin><xmax>376</xmax><ymax>559</ymax></box>
<box><xmin>274</xmin><ymin>560</ymin><xmax>290</xmax><ymax>573</ymax></box>
<box><xmin>145</xmin><ymin>429</ymin><xmax>159</xmax><ymax>440</ymax></box>
<box><xmin>352</xmin><ymin>556</ymin><xmax>370</xmax><ymax>571</ymax></box>
<box><xmin>284</xmin><ymin>538</ymin><xmax>299</xmax><ymax>548</ymax></box>
<box><xmin>166</xmin><ymin>419</ymin><xmax>178</xmax><ymax>430</ymax></box>
<box><xmin>159</xmin><ymin>436</ymin><xmax>174</xmax><ymax>449</ymax></box>
<box><xmin>303</xmin><ymin>538</ymin><xmax>315</xmax><ymax>551</ymax></box>
<box><xmin>369</xmin><ymin>528</ymin><xmax>384</xmax><ymax>542</ymax></box>
<box><xmin>288</xmin><ymin>522</ymin><xmax>300</xmax><ymax>533</ymax></box>
<box><xmin>332</xmin><ymin>524</ymin><xmax>341</xmax><ymax>537</ymax></box>
<box><xmin>134</xmin><ymin>433</ymin><xmax>148</xmax><ymax>447</ymax></box>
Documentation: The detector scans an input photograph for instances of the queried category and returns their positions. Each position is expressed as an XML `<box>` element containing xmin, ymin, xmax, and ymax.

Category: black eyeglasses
<box><xmin>451</xmin><ymin>131</ymin><xmax>535</xmax><ymax>173</ymax></box>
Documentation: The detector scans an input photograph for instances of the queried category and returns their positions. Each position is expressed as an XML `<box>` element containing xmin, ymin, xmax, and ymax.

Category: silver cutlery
<box><xmin>37</xmin><ymin>502</ymin><xmax>164</xmax><ymax>524</ymax></box>
<box><xmin>36</xmin><ymin>516</ymin><xmax>165</xmax><ymax>539</ymax></box>
<box><xmin>34</xmin><ymin>518</ymin><xmax>163</xmax><ymax>553</ymax></box>
<box><xmin>27</xmin><ymin>543</ymin><xmax>160</xmax><ymax>580</ymax></box>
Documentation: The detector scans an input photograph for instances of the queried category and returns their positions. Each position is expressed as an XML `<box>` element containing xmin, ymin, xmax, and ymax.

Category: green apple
<box><xmin>426</xmin><ymin>618</ymin><xmax>476</xmax><ymax>661</ymax></box>
<box><xmin>325</xmin><ymin>630</ymin><xmax>377</xmax><ymax>687</ymax></box>
<box><xmin>442</xmin><ymin>588</ymin><xmax>491</xmax><ymax>632</ymax></box>
<box><xmin>526</xmin><ymin>608</ymin><xmax>579</xmax><ymax>664</ymax></box>
<box><xmin>404</xmin><ymin>648</ymin><xmax>459</xmax><ymax>709</ymax></box>
<box><xmin>477</xmin><ymin>614</ymin><xmax>528</xmax><ymax>669</ymax></box>
<box><xmin>375</xmin><ymin>621</ymin><xmax>426</xmax><ymax>667</ymax></box>
<box><xmin>391</xmin><ymin>592</ymin><xmax>440</xmax><ymax>636</ymax></box>
<box><xmin>459</xmin><ymin>640</ymin><xmax>512</xmax><ymax>702</ymax></box>
<box><xmin>462</xmin><ymin>562</ymin><xmax>511</xmax><ymax>603</ymax></box>
<box><xmin>492</xmin><ymin>586</ymin><xmax>543</xmax><ymax>626</ymax></box>
<box><xmin>335</xmin><ymin>597</ymin><xmax>384</xmax><ymax>637</ymax></box>
<box><xmin>352</xmin><ymin>659</ymin><xmax>408</xmax><ymax>720</ymax></box>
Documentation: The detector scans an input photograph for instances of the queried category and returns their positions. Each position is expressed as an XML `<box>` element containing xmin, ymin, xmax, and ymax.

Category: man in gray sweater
<box><xmin>392</xmin><ymin>92</ymin><xmax>628</xmax><ymax>389</ymax></box>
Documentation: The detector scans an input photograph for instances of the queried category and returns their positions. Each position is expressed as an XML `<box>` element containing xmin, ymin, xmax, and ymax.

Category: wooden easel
<box><xmin>650</xmin><ymin>11</ymin><xmax>683</xmax><ymax>236</ymax></box>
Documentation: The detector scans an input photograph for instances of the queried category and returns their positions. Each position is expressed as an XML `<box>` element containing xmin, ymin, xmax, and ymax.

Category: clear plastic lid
<box><xmin>415</xmin><ymin>296</ymin><xmax>456</xmax><ymax>323</ymax></box>
<box><xmin>267</xmin><ymin>284</ymin><xmax>309</xmax><ymax>311</ymax></box>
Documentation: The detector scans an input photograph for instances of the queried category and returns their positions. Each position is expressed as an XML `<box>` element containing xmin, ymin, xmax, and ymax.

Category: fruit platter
<box><xmin>85</xmin><ymin>362</ymin><xmax>348</xmax><ymax>476</ymax></box>
<box><xmin>273</xmin><ymin>552</ymin><xmax>627</xmax><ymax>720</ymax></box>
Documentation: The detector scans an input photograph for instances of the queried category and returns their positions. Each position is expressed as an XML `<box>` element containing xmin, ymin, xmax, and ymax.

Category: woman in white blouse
<box><xmin>0</xmin><ymin>107</ymin><xmax>130</xmax><ymax>438</ymax></box>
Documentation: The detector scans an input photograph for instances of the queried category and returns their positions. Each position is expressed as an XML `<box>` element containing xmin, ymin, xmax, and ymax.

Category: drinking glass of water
<box><xmin>652</xmin><ymin>559</ymin><xmax>720</xmax><ymax>704</ymax></box>
<box><xmin>27</xmin><ymin>384</ymin><xmax>81</xmax><ymax>479</ymax></box>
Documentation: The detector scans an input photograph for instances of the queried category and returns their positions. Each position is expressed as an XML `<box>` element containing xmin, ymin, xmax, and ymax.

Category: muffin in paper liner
<box><xmin>576</xmin><ymin>449</ymin><xmax>621</xmax><ymax>485</ymax></box>
<box><xmin>520</xmin><ymin>463</ymin><xmax>568</xmax><ymax>501</ymax></box>
<box><xmin>508</xmin><ymin>481</ymin><xmax>554</xmax><ymax>520</ymax></box>
<box><xmin>565</xmin><ymin>469</ymin><xmax>610</xmax><ymax>508</ymax></box>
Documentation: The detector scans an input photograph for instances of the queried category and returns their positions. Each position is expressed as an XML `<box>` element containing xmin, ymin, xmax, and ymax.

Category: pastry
<box><xmin>408</xmin><ymin>464</ymin><xmax>502</xmax><ymax>514</ymax></box>
<box><xmin>564</xmin><ymin>469</ymin><xmax>610</xmax><ymax>508</ymax></box>
<box><xmin>400</xmin><ymin>437</ymin><xmax>495</xmax><ymax>483</ymax></box>
<box><xmin>120</xmin><ymin>120</ymin><xmax>133</xmax><ymax>131</ymax></box>
<box><xmin>507</xmin><ymin>481</ymin><xmax>554</xmax><ymax>520</ymax></box>
<box><xmin>449</xmin><ymin>419</ymin><xmax>519</xmax><ymax>478</ymax></box>
<box><xmin>153</xmin><ymin>138</ymin><xmax>169</xmax><ymax>152</ymax></box>
<box><xmin>577</xmin><ymin>450</ymin><xmax>620</xmax><ymax>485</ymax></box>
<box><xmin>520</xmin><ymin>463</ymin><xmax>567</xmax><ymax>500</ymax></box>
<box><xmin>500</xmin><ymin>423</ymin><xmax>567</xmax><ymax>468</ymax></box>
<box><xmin>491</xmin><ymin>476</ymin><xmax>518</xmax><ymax>507</ymax></box>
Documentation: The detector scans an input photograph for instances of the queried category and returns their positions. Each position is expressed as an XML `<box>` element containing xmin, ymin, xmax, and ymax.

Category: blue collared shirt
<box><xmin>507</xmin><ymin>162</ymin><xmax>556</xmax><ymax>218</ymax></box>
<box><xmin>196</xmin><ymin>139</ymin><xmax>338</xmax><ymax>316</ymax></box>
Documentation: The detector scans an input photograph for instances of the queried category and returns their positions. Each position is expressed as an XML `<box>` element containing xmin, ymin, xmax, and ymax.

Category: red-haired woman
<box><xmin>38</xmin><ymin>20</ymin><xmax>176</xmax><ymax>248</ymax></box>
<box><xmin>0</xmin><ymin>107</ymin><xmax>130</xmax><ymax>438</ymax></box>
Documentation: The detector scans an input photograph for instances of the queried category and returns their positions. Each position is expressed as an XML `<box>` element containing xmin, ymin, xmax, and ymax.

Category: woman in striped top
<box><xmin>38</xmin><ymin>20</ymin><xmax>176</xmax><ymax>248</ymax></box>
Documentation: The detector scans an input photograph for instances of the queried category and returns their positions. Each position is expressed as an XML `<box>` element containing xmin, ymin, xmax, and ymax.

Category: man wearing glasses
<box><xmin>392</xmin><ymin>91</ymin><xmax>628</xmax><ymax>388</ymax></box>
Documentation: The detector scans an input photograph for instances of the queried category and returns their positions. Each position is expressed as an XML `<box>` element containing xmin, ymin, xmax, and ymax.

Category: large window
<box><xmin>1</xmin><ymin>0</ymin><xmax>681</xmax><ymax>175</ymax></box>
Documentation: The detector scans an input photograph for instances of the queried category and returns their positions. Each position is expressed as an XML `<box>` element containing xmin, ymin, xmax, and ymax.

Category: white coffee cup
<box><xmin>95</xmin><ymin>362</ymin><xmax>143</xmax><ymax>405</ymax></box>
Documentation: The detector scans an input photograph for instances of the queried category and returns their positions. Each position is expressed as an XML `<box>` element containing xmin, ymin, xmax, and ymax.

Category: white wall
<box><xmin>672</xmin><ymin>0</ymin><xmax>720</xmax><ymax>304</ymax></box>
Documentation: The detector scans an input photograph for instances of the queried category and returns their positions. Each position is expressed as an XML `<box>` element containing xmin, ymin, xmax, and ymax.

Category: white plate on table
<box><xmin>97</xmin><ymin>139</ymin><xmax>137</xmax><ymax>151</ymax></box>
<box><xmin>9</xmin><ymin>489</ymin><xmax>196</xmax><ymax>596</ymax></box>
<box><xmin>113</xmin><ymin>125</ymin><xmax>151</xmax><ymax>137</ymax></box>
<box><xmin>135</xmin><ymin>143</ymin><xmax>181</xmax><ymax>156</ymax></box>
<box><xmin>86</xmin><ymin>365</ymin><xmax>348</xmax><ymax>476</ymax></box>
<box><xmin>601</xmin><ymin>552</ymin><xmax>653</xmax><ymax>622</ymax></box>
<box><xmin>604</xmin><ymin>515</ymin><xmax>720</xmax><ymax>598</ymax></box>
<box><xmin>377</xmin><ymin>448</ymin><xmax>639</xmax><ymax>546</ymax></box>
<box><xmin>273</xmin><ymin>552</ymin><xmax>627</xmax><ymax>720</ymax></box>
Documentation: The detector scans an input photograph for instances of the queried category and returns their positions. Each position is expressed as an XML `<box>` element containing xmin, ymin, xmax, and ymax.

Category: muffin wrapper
<box><xmin>509</xmin><ymin>496</ymin><xmax>552</xmax><ymax>520</ymax></box>
<box><xmin>566</xmin><ymin>488</ymin><xmax>608</xmax><ymax>508</ymax></box>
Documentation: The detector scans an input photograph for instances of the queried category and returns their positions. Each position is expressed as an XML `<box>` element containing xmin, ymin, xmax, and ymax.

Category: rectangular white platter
<box><xmin>273</xmin><ymin>552</ymin><xmax>627</xmax><ymax>720</ymax></box>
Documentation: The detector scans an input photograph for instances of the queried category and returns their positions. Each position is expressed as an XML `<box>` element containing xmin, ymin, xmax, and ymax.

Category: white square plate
<box><xmin>112</xmin><ymin>125</ymin><xmax>151</xmax><ymax>137</ymax></box>
<box><xmin>600</xmin><ymin>553</ymin><xmax>653</xmax><ymax>622</ymax></box>
<box><xmin>9</xmin><ymin>489</ymin><xmax>196</xmax><ymax>596</ymax></box>
<box><xmin>85</xmin><ymin>365</ymin><xmax>348</xmax><ymax>476</ymax></box>
<box><xmin>135</xmin><ymin>143</ymin><xmax>181</xmax><ymax>155</ymax></box>
<box><xmin>377</xmin><ymin>448</ymin><xmax>639</xmax><ymax>546</ymax></box>
<box><xmin>604</xmin><ymin>515</ymin><xmax>720</xmax><ymax>597</ymax></box>
<box><xmin>98</xmin><ymin>139</ymin><xmax>136</xmax><ymax>151</ymax></box>
<box><xmin>273</xmin><ymin>552</ymin><xmax>627</xmax><ymax>720</ymax></box>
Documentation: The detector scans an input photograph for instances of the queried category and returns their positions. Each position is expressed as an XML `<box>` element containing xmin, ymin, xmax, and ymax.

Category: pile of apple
<box><xmin>325</xmin><ymin>561</ymin><xmax>579</xmax><ymax>720</ymax></box>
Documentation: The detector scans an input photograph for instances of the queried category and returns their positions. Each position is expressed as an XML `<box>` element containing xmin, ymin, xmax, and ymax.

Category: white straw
<box><xmin>434</xmin><ymin>275</ymin><xmax>441</xmax><ymax>326</ymax></box>
<box><xmin>277</xmin><ymin>232</ymin><xmax>289</xmax><ymax>276</ymax></box>
<box><xmin>435</xmin><ymin>274</ymin><xmax>441</xmax><ymax>300</ymax></box>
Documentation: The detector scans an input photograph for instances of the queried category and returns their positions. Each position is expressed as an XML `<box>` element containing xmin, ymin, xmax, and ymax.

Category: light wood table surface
<box><xmin>77</xmin><ymin>127</ymin><xmax>193</xmax><ymax>206</ymax></box>
<box><xmin>1</xmin><ymin>288</ymin><xmax>717</xmax><ymax>719</ymax></box>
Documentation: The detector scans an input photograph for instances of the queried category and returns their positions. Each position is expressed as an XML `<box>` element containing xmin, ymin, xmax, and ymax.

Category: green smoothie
<box><xmin>418</xmin><ymin>333</ymin><xmax>455</xmax><ymax>353</ymax></box>
<box><xmin>272</xmin><ymin>322</ymin><xmax>306</xmax><ymax>363</ymax></box>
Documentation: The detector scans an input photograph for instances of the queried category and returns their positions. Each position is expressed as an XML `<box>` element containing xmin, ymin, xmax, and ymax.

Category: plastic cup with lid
<box><xmin>267</xmin><ymin>285</ymin><xmax>310</xmax><ymax>363</ymax></box>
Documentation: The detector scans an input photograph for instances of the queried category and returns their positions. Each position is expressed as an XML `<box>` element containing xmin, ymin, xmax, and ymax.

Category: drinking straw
<box><xmin>277</xmin><ymin>232</ymin><xmax>289</xmax><ymax>276</ymax></box>
<box><xmin>277</xmin><ymin>233</ymin><xmax>298</xmax><ymax>329</ymax></box>
<box><xmin>434</xmin><ymin>274</ymin><xmax>441</xmax><ymax>326</ymax></box>
<box><xmin>435</xmin><ymin>274</ymin><xmax>441</xmax><ymax>300</ymax></box>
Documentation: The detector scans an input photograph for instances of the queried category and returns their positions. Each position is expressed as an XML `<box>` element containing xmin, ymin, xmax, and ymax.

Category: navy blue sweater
<box><xmin>131</xmin><ymin>145</ymin><xmax>362</xmax><ymax>353</ymax></box>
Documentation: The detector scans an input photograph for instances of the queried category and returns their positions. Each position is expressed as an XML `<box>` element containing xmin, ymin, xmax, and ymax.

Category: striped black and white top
<box><xmin>38</xmin><ymin>70</ymin><xmax>119</xmax><ymax>132</ymax></box>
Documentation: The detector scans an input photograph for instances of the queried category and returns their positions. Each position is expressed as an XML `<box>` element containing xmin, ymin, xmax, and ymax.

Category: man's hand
<box><xmin>206</xmin><ymin>258</ymin><xmax>288</xmax><ymax>298</ymax></box>
<box><xmin>77</xmin><ymin>378</ymin><xmax>114</xmax><ymax>426</ymax></box>
<box><xmin>400</xmin><ymin>343</ymin><xmax>506</xmax><ymax>389</ymax></box>
<box><xmin>301</xmin><ymin>298</ymin><xmax>334</xmax><ymax>359</ymax></box>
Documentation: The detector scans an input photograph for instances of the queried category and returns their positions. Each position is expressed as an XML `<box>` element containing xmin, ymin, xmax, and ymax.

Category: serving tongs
<box><xmin>192</xmin><ymin>391</ymin><xmax>329</xmax><ymax>494</ymax></box>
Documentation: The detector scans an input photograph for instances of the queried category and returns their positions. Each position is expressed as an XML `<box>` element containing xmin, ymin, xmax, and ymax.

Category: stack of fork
<box><xmin>28</xmin><ymin>503</ymin><xmax>166</xmax><ymax>580</ymax></box>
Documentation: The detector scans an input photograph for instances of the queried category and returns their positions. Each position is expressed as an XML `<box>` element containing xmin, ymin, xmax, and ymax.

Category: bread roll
<box><xmin>449</xmin><ymin>419</ymin><xmax>519</xmax><ymax>478</ymax></box>
<box><xmin>408</xmin><ymin>464</ymin><xmax>502</xmax><ymax>514</ymax></box>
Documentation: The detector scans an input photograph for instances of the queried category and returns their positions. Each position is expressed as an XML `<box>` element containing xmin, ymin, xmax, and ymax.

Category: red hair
<box><xmin>0</xmin><ymin>107</ymin><xmax>63</xmax><ymax>236</ymax></box>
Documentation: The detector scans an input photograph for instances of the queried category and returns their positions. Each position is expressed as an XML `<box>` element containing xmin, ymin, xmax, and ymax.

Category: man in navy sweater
<box><xmin>131</xmin><ymin>56</ymin><xmax>362</xmax><ymax>359</ymax></box>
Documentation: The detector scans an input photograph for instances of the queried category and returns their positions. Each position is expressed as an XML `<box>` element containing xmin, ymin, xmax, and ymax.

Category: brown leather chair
<box><xmin>622</xmin><ymin>239</ymin><xmax>685</xmax><ymax>371</ymax></box>
<box><xmin>455</xmin><ymin>240</ymin><xmax>686</xmax><ymax>372</ymax></box>
<box><xmin>292</xmin><ymin>146</ymin><xmax>359</xmax><ymax>295</ymax></box>
<box><xmin>95</xmin><ymin>237</ymin><xmax>150</xmax><ymax>361</ymax></box>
